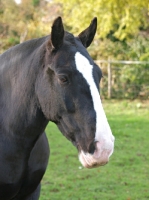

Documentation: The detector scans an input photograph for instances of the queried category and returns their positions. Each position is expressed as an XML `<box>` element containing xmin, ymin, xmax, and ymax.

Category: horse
<box><xmin>0</xmin><ymin>16</ymin><xmax>115</xmax><ymax>200</ymax></box>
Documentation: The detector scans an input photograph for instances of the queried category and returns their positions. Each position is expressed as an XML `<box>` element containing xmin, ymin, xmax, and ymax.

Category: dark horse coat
<box><xmin>0</xmin><ymin>17</ymin><xmax>114</xmax><ymax>199</ymax></box>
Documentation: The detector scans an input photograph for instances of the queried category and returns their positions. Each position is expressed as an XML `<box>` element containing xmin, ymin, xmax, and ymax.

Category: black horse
<box><xmin>0</xmin><ymin>17</ymin><xmax>114</xmax><ymax>200</ymax></box>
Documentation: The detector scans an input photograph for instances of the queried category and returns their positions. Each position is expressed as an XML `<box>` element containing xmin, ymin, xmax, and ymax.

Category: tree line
<box><xmin>0</xmin><ymin>0</ymin><xmax>149</xmax><ymax>99</ymax></box>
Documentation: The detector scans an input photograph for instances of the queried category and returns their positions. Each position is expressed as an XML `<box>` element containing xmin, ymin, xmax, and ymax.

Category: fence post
<box><xmin>108</xmin><ymin>61</ymin><xmax>112</xmax><ymax>98</ymax></box>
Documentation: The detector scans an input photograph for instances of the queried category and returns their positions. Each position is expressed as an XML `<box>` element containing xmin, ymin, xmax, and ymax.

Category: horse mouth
<box><xmin>79</xmin><ymin>151</ymin><xmax>109</xmax><ymax>168</ymax></box>
<box><xmin>78</xmin><ymin>141</ymin><xmax>114</xmax><ymax>168</ymax></box>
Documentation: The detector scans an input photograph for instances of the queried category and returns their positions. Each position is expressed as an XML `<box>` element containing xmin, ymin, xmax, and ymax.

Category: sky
<box><xmin>14</xmin><ymin>0</ymin><xmax>22</xmax><ymax>4</ymax></box>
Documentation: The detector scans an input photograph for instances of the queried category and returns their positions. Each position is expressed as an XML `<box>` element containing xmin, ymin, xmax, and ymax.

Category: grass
<box><xmin>40</xmin><ymin>100</ymin><xmax>149</xmax><ymax>200</ymax></box>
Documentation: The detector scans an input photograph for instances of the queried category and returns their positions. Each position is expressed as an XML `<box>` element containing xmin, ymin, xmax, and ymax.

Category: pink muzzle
<box><xmin>79</xmin><ymin>139</ymin><xmax>114</xmax><ymax>168</ymax></box>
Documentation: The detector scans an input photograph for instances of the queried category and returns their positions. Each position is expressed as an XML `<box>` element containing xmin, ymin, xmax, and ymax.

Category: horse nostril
<box><xmin>88</xmin><ymin>142</ymin><xmax>96</xmax><ymax>155</ymax></box>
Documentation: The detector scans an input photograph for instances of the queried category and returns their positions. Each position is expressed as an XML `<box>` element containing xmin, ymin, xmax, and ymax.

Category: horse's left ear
<box><xmin>49</xmin><ymin>16</ymin><xmax>64</xmax><ymax>50</ymax></box>
<box><xmin>78</xmin><ymin>17</ymin><xmax>97</xmax><ymax>48</ymax></box>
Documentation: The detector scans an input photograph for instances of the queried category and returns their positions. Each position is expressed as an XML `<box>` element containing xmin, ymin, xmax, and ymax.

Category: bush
<box><xmin>89</xmin><ymin>35</ymin><xmax>149</xmax><ymax>99</ymax></box>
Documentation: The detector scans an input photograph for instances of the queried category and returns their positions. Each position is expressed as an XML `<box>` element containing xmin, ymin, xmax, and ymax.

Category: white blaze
<box><xmin>75</xmin><ymin>52</ymin><xmax>114</xmax><ymax>149</ymax></box>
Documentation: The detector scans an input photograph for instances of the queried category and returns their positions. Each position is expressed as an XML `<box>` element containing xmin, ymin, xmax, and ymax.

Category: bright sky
<box><xmin>14</xmin><ymin>0</ymin><xmax>22</xmax><ymax>4</ymax></box>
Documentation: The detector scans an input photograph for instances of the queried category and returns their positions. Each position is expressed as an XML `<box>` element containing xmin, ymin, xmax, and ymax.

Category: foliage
<box><xmin>0</xmin><ymin>0</ymin><xmax>56</xmax><ymax>53</ymax></box>
<box><xmin>89</xmin><ymin>36</ymin><xmax>149</xmax><ymax>99</ymax></box>
<box><xmin>32</xmin><ymin>0</ymin><xmax>40</xmax><ymax>7</ymax></box>
<box><xmin>55</xmin><ymin>0</ymin><xmax>149</xmax><ymax>40</ymax></box>
<box><xmin>40</xmin><ymin>100</ymin><xmax>149</xmax><ymax>200</ymax></box>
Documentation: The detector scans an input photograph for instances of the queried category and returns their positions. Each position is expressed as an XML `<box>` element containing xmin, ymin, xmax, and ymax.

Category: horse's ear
<box><xmin>50</xmin><ymin>16</ymin><xmax>64</xmax><ymax>50</ymax></box>
<box><xmin>78</xmin><ymin>17</ymin><xmax>97</xmax><ymax>48</ymax></box>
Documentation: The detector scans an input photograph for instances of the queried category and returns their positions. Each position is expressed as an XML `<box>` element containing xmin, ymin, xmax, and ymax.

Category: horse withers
<box><xmin>0</xmin><ymin>17</ymin><xmax>114</xmax><ymax>200</ymax></box>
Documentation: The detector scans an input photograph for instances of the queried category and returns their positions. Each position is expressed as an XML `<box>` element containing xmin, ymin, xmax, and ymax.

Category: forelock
<box><xmin>64</xmin><ymin>32</ymin><xmax>76</xmax><ymax>46</ymax></box>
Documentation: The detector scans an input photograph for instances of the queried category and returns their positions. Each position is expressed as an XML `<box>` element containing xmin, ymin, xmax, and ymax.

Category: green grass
<box><xmin>40</xmin><ymin>100</ymin><xmax>149</xmax><ymax>200</ymax></box>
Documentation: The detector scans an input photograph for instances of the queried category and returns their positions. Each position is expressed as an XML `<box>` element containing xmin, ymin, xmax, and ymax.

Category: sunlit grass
<box><xmin>40</xmin><ymin>100</ymin><xmax>149</xmax><ymax>200</ymax></box>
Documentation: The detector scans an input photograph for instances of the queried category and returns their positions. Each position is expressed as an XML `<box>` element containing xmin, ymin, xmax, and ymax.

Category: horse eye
<box><xmin>58</xmin><ymin>75</ymin><xmax>69</xmax><ymax>84</ymax></box>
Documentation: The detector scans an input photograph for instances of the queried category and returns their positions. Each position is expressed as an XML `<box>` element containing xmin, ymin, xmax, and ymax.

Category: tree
<box><xmin>0</xmin><ymin>0</ymin><xmax>57</xmax><ymax>53</ymax></box>
<box><xmin>55</xmin><ymin>0</ymin><xmax>149</xmax><ymax>40</ymax></box>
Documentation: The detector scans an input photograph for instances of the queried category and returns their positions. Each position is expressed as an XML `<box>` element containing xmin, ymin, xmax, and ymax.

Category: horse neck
<box><xmin>0</xmin><ymin>38</ymin><xmax>48</xmax><ymax>140</ymax></box>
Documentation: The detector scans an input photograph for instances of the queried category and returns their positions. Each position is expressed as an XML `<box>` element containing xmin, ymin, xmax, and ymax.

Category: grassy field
<box><xmin>40</xmin><ymin>100</ymin><xmax>149</xmax><ymax>200</ymax></box>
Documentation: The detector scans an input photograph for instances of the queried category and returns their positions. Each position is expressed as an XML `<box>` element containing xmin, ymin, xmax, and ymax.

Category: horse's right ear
<box><xmin>48</xmin><ymin>16</ymin><xmax>64</xmax><ymax>51</ymax></box>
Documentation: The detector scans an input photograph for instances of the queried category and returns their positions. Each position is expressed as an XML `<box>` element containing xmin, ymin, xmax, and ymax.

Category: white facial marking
<box><xmin>75</xmin><ymin>52</ymin><xmax>114</xmax><ymax>151</ymax></box>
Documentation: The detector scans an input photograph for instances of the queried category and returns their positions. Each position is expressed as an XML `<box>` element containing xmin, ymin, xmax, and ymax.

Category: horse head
<box><xmin>36</xmin><ymin>17</ymin><xmax>115</xmax><ymax>168</ymax></box>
